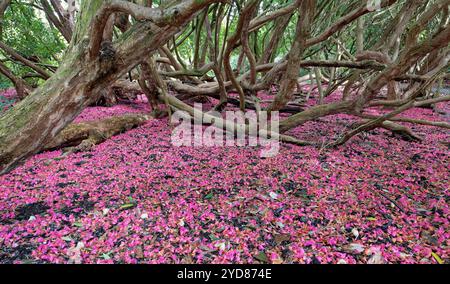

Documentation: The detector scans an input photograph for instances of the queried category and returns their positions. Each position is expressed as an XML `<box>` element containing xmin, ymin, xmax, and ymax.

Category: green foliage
<box><xmin>0</xmin><ymin>1</ymin><xmax>66</xmax><ymax>88</ymax></box>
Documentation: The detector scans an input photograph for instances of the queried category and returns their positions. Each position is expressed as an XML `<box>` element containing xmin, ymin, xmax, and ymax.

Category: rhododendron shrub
<box><xmin>0</xmin><ymin>0</ymin><xmax>449</xmax><ymax>265</ymax></box>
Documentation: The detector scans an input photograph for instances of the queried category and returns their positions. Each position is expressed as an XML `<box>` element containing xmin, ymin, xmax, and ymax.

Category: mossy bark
<box><xmin>43</xmin><ymin>114</ymin><xmax>149</xmax><ymax>152</ymax></box>
<box><xmin>0</xmin><ymin>0</ymin><xmax>201</xmax><ymax>174</ymax></box>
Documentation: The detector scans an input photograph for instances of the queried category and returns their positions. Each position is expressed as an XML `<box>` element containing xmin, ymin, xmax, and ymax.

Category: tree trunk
<box><xmin>268</xmin><ymin>0</ymin><xmax>315</xmax><ymax>112</ymax></box>
<box><xmin>0</xmin><ymin>61</ymin><xmax>31</xmax><ymax>99</ymax></box>
<box><xmin>0</xmin><ymin>0</ymin><xmax>11</xmax><ymax>38</ymax></box>
<box><xmin>0</xmin><ymin>0</ymin><xmax>216</xmax><ymax>174</ymax></box>
<box><xmin>43</xmin><ymin>114</ymin><xmax>149</xmax><ymax>152</ymax></box>
<box><xmin>40</xmin><ymin>0</ymin><xmax>73</xmax><ymax>42</ymax></box>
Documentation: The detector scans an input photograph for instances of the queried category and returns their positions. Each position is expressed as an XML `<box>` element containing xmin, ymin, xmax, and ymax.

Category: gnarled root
<box><xmin>43</xmin><ymin>114</ymin><xmax>150</xmax><ymax>153</ymax></box>
<box><xmin>380</xmin><ymin>121</ymin><xmax>422</xmax><ymax>142</ymax></box>
<box><xmin>346</xmin><ymin>119</ymin><xmax>422</xmax><ymax>143</ymax></box>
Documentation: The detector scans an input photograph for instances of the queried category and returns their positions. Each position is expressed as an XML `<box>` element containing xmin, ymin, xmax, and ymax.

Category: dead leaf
<box><xmin>337</xmin><ymin>259</ymin><xmax>348</xmax><ymax>264</ymax></box>
<box><xmin>181</xmin><ymin>254</ymin><xmax>194</xmax><ymax>264</ymax></box>
<box><xmin>367</xmin><ymin>250</ymin><xmax>385</xmax><ymax>264</ymax></box>
<box><xmin>214</xmin><ymin>242</ymin><xmax>226</xmax><ymax>251</ymax></box>
<box><xmin>135</xmin><ymin>246</ymin><xmax>144</xmax><ymax>259</ymax></box>
<box><xmin>274</xmin><ymin>233</ymin><xmax>291</xmax><ymax>244</ymax></box>
<box><xmin>341</xmin><ymin>243</ymin><xmax>365</xmax><ymax>254</ymax></box>
<box><xmin>68</xmin><ymin>242</ymin><xmax>84</xmax><ymax>264</ymax></box>
<box><xmin>269</xmin><ymin>192</ymin><xmax>278</xmax><ymax>200</ymax></box>
<box><xmin>272</xmin><ymin>254</ymin><xmax>284</xmax><ymax>264</ymax></box>
<box><xmin>351</xmin><ymin>228</ymin><xmax>359</xmax><ymax>239</ymax></box>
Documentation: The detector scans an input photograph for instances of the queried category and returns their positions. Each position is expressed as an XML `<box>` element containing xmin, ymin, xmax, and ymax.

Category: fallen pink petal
<box><xmin>0</xmin><ymin>0</ymin><xmax>448</xmax><ymax>272</ymax></box>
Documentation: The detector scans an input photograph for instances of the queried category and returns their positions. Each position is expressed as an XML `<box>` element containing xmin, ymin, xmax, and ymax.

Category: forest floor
<box><xmin>0</xmin><ymin>87</ymin><xmax>448</xmax><ymax>264</ymax></box>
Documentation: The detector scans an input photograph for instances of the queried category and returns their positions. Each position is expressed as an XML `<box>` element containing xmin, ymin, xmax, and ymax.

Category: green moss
<box><xmin>71</xmin><ymin>0</ymin><xmax>104</xmax><ymax>47</ymax></box>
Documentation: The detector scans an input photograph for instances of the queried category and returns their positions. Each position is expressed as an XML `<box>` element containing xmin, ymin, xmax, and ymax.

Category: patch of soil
<box><xmin>0</xmin><ymin>245</ymin><xmax>35</xmax><ymax>264</ymax></box>
<box><xmin>14</xmin><ymin>202</ymin><xmax>50</xmax><ymax>220</ymax></box>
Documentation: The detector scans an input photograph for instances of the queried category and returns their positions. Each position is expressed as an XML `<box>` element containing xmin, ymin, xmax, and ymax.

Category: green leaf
<box><xmin>73</xmin><ymin>222</ymin><xmax>83</xmax><ymax>228</ymax></box>
<box><xmin>204</xmin><ymin>192</ymin><xmax>214</xmax><ymax>200</ymax></box>
<box><xmin>209</xmin><ymin>234</ymin><xmax>219</xmax><ymax>241</ymax></box>
<box><xmin>62</xmin><ymin>236</ymin><xmax>73</xmax><ymax>242</ymax></box>
<box><xmin>120</xmin><ymin>203</ymin><xmax>136</xmax><ymax>210</ymax></box>
<box><xmin>366</xmin><ymin>217</ymin><xmax>377</xmax><ymax>221</ymax></box>
<box><xmin>254</xmin><ymin>251</ymin><xmax>269</xmax><ymax>263</ymax></box>
<box><xmin>101</xmin><ymin>253</ymin><xmax>111</xmax><ymax>260</ymax></box>
<box><xmin>431</xmin><ymin>252</ymin><xmax>444</xmax><ymax>264</ymax></box>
